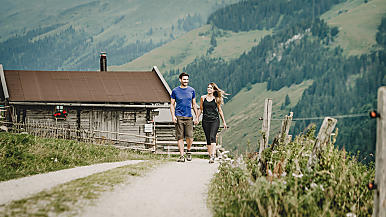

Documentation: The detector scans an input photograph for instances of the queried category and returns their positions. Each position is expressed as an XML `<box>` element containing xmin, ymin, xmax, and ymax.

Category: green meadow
<box><xmin>111</xmin><ymin>25</ymin><xmax>271</xmax><ymax>72</ymax></box>
<box><xmin>222</xmin><ymin>81</ymin><xmax>314</xmax><ymax>153</ymax></box>
<box><xmin>321</xmin><ymin>0</ymin><xmax>386</xmax><ymax>56</ymax></box>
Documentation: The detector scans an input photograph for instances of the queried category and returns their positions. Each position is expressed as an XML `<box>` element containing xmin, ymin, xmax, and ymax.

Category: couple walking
<box><xmin>170</xmin><ymin>72</ymin><xmax>227</xmax><ymax>163</ymax></box>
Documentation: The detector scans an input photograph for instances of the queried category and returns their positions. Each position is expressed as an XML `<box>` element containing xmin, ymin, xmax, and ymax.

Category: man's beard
<box><xmin>181</xmin><ymin>82</ymin><xmax>188</xmax><ymax>87</ymax></box>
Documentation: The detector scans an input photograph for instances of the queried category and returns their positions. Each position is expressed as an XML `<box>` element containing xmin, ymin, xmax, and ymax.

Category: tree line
<box><xmin>207</xmin><ymin>0</ymin><xmax>344</xmax><ymax>32</ymax></box>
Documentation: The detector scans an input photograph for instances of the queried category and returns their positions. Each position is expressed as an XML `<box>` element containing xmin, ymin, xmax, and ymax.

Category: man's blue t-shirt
<box><xmin>171</xmin><ymin>86</ymin><xmax>196</xmax><ymax>117</ymax></box>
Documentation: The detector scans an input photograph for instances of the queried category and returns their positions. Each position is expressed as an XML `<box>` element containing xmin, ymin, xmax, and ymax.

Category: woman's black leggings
<box><xmin>202</xmin><ymin>119</ymin><xmax>220</xmax><ymax>145</ymax></box>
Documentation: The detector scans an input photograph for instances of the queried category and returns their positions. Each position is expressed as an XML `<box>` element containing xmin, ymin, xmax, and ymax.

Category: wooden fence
<box><xmin>0</xmin><ymin>120</ymin><xmax>156</xmax><ymax>151</ymax></box>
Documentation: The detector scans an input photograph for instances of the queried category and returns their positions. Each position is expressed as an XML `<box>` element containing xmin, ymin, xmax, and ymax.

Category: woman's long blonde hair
<box><xmin>209</xmin><ymin>82</ymin><xmax>228</xmax><ymax>106</ymax></box>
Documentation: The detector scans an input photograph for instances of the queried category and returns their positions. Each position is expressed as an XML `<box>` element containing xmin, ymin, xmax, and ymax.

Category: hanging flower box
<box><xmin>53</xmin><ymin>110</ymin><xmax>67</xmax><ymax>120</ymax></box>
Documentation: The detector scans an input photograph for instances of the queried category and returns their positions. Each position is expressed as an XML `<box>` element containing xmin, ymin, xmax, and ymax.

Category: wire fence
<box><xmin>270</xmin><ymin>113</ymin><xmax>369</xmax><ymax>121</ymax></box>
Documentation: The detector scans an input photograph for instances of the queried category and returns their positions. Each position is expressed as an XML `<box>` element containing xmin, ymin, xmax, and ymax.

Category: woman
<box><xmin>196</xmin><ymin>82</ymin><xmax>227</xmax><ymax>163</ymax></box>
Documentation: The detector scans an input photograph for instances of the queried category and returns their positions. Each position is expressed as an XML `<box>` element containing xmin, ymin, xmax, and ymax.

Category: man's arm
<box><xmin>170</xmin><ymin>98</ymin><xmax>177</xmax><ymax>123</ymax></box>
<box><xmin>192</xmin><ymin>98</ymin><xmax>199</xmax><ymax>125</ymax></box>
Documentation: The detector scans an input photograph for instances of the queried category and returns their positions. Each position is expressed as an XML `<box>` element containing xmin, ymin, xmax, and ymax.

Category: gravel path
<box><xmin>81</xmin><ymin>159</ymin><xmax>219</xmax><ymax>217</ymax></box>
<box><xmin>0</xmin><ymin>160</ymin><xmax>144</xmax><ymax>205</ymax></box>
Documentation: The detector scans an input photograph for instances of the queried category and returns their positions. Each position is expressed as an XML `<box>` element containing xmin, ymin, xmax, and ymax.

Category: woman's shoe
<box><xmin>186</xmin><ymin>151</ymin><xmax>192</xmax><ymax>161</ymax></box>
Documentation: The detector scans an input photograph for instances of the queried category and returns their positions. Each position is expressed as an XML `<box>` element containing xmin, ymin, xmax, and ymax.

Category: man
<box><xmin>170</xmin><ymin>72</ymin><xmax>199</xmax><ymax>162</ymax></box>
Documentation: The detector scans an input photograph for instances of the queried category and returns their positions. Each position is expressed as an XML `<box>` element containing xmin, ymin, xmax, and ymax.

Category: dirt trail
<box><xmin>80</xmin><ymin>159</ymin><xmax>219</xmax><ymax>217</ymax></box>
<box><xmin>0</xmin><ymin>160</ymin><xmax>144</xmax><ymax>205</ymax></box>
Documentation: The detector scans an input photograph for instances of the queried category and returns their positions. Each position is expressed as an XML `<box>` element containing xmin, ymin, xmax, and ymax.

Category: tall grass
<box><xmin>0</xmin><ymin>132</ymin><xmax>159</xmax><ymax>182</ymax></box>
<box><xmin>208</xmin><ymin>127</ymin><xmax>375</xmax><ymax>216</ymax></box>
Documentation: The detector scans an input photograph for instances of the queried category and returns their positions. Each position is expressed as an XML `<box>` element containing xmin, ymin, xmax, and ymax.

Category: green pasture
<box><xmin>111</xmin><ymin>25</ymin><xmax>271</xmax><ymax>72</ymax></box>
<box><xmin>222</xmin><ymin>80</ymin><xmax>314</xmax><ymax>153</ymax></box>
<box><xmin>321</xmin><ymin>0</ymin><xmax>386</xmax><ymax>55</ymax></box>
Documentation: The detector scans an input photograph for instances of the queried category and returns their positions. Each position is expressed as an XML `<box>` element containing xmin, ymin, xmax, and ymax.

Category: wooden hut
<box><xmin>0</xmin><ymin>64</ymin><xmax>171</xmax><ymax>146</ymax></box>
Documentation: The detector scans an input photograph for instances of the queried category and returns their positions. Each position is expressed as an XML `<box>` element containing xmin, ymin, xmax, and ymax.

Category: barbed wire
<box><xmin>269</xmin><ymin>113</ymin><xmax>369</xmax><ymax>121</ymax></box>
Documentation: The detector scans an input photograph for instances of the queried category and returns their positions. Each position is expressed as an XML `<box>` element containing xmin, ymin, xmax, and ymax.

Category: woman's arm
<box><xmin>196</xmin><ymin>95</ymin><xmax>204</xmax><ymax>123</ymax></box>
<box><xmin>217</xmin><ymin>104</ymin><xmax>227</xmax><ymax>129</ymax></box>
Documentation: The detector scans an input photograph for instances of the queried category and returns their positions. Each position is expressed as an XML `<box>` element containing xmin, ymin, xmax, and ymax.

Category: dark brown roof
<box><xmin>2</xmin><ymin>67</ymin><xmax>171</xmax><ymax>104</ymax></box>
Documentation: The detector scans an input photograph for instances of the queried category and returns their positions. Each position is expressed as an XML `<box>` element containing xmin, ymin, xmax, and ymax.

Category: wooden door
<box><xmin>90</xmin><ymin>109</ymin><xmax>119</xmax><ymax>141</ymax></box>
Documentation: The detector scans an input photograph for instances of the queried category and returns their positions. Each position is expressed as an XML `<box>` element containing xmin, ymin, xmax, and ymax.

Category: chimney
<box><xmin>100</xmin><ymin>52</ymin><xmax>107</xmax><ymax>71</ymax></box>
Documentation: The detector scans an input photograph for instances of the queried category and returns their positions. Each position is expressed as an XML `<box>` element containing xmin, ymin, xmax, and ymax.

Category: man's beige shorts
<box><xmin>175</xmin><ymin>116</ymin><xmax>193</xmax><ymax>140</ymax></box>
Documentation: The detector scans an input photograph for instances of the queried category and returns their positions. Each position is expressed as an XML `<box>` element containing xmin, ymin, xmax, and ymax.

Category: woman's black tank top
<box><xmin>203</xmin><ymin>97</ymin><xmax>219</xmax><ymax>121</ymax></box>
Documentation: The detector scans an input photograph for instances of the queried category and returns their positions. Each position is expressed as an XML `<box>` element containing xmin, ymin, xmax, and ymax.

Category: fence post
<box><xmin>258</xmin><ymin>98</ymin><xmax>272</xmax><ymax>161</ymax></box>
<box><xmin>374</xmin><ymin>86</ymin><xmax>386</xmax><ymax>217</ymax></box>
<box><xmin>273</xmin><ymin>112</ymin><xmax>294</xmax><ymax>148</ymax></box>
<box><xmin>307</xmin><ymin>117</ymin><xmax>337</xmax><ymax>170</ymax></box>
<box><xmin>281</xmin><ymin>112</ymin><xmax>293</xmax><ymax>145</ymax></box>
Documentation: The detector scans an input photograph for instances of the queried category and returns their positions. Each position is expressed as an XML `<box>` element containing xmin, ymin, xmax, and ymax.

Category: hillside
<box><xmin>0</xmin><ymin>0</ymin><xmax>237</xmax><ymax>44</ymax></box>
<box><xmin>222</xmin><ymin>81</ymin><xmax>313</xmax><ymax>153</ymax></box>
<box><xmin>321</xmin><ymin>0</ymin><xmax>386</xmax><ymax>55</ymax></box>
<box><xmin>0</xmin><ymin>0</ymin><xmax>238</xmax><ymax>70</ymax></box>
<box><xmin>111</xmin><ymin>25</ymin><xmax>271</xmax><ymax>72</ymax></box>
<box><xmin>155</xmin><ymin>0</ymin><xmax>384</xmax><ymax>161</ymax></box>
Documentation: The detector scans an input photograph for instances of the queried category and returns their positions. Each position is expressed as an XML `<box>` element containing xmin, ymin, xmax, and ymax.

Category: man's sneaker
<box><xmin>177</xmin><ymin>155</ymin><xmax>185</xmax><ymax>162</ymax></box>
<box><xmin>209</xmin><ymin>156</ymin><xmax>215</xmax><ymax>164</ymax></box>
<box><xmin>186</xmin><ymin>151</ymin><xmax>192</xmax><ymax>161</ymax></box>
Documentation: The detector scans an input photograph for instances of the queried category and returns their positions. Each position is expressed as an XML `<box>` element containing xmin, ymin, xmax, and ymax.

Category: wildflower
<box><xmin>346</xmin><ymin>213</ymin><xmax>356</xmax><ymax>217</ymax></box>
<box><xmin>292</xmin><ymin>172</ymin><xmax>303</xmax><ymax>178</ymax></box>
<box><xmin>248</xmin><ymin>178</ymin><xmax>254</xmax><ymax>186</ymax></box>
<box><xmin>320</xmin><ymin>184</ymin><xmax>324</xmax><ymax>191</ymax></box>
<box><xmin>281</xmin><ymin>172</ymin><xmax>287</xmax><ymax>177</ymax></box>
<box><xmin>310</xmin><ymin>183</ymin><xmax>318</xmax><ymax>189</ymax></box>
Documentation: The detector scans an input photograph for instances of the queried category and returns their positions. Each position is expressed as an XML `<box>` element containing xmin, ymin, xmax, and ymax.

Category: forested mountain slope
<box><xmin>0</xmin><ymin>0</ymin><xmax>237</xmax><ymax>70</ymax></box>
<box><xmin>161</xmin><ymin>0</ymin><xmax>385</xmax><ymax>161</ymax></box>
<box><xmin>110</xmin><ymin>25</ymin><xmax>271</xmax><ymax>72</ymax></box>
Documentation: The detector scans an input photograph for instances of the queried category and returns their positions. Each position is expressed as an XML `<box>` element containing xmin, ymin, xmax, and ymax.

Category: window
<box><xmin>123</xmin><ymin>111</ymin><xmax>136</xmax><ymax>122</ymax></box>
<box><xmin>56</xmin><ymin>106</ymin><xmax>63</xmax><ymax>112</ymax></box>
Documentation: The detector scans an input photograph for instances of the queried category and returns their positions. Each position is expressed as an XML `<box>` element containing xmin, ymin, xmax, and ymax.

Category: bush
<box><xmin>208</xmin><ymin>132</ymin><xmax>374</xmax><ymax>216</ymax></box>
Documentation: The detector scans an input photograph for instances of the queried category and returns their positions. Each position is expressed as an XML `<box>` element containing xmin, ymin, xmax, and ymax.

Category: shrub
<box><xmin>208</xmin><ymin>133</ymin><xmax>374</xmax><ymax>216</ymax></box>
